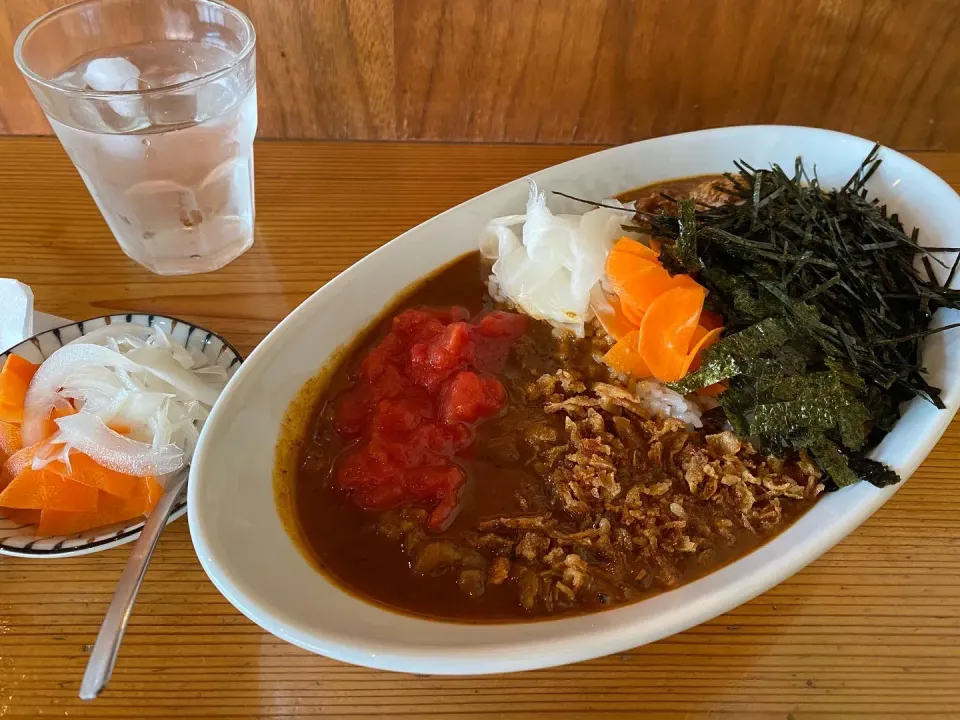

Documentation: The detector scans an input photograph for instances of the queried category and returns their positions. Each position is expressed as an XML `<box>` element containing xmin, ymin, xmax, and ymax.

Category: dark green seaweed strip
<box><xmin>647</xmin><ymin>147</ymin><xmax>960</xmax><ymax>491</ymax></box>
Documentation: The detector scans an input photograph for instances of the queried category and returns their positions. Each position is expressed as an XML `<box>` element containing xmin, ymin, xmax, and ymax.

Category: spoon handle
<box><xmin>79</xmin><ymin>475</ymin><xmax>187</xmax><ymax>701</ymax></box>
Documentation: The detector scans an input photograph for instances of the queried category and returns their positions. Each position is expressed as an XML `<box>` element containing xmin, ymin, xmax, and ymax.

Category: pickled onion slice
<box><xmin>480</xmin><ymin>181</ymin><xmax>633</xmax><ymax>336</ymax></box>
<box><xmin>19</xmin><ymin>323</ymin><xmax>227</xmax><ymax>481</ymax></box>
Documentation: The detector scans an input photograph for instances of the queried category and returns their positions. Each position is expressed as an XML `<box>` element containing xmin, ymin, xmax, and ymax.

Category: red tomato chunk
<box><xmin>334</xmin><ymin>308</ymin><xmax>527</xmax><ymax>529</ymax></box>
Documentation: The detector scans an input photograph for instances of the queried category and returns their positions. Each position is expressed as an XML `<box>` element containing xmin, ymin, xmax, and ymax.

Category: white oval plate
<box><xmin>189</xmin><ymin>126</ymin><xmax>960</xmax><ymax>674</ymax></box>
<box><xmin>0</xmin><ymin>314</ymin><xmax>242</xmax><ymax>558</ymax></box>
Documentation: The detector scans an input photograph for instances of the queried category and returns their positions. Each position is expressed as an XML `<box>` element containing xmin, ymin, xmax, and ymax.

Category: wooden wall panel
<box><xmin>238</xmin><ymin>0</ymin><xmax>395</xmax><ymax>139</ymax></box>
<box><xmin>0</xmin><ymin>1</ymin><xmax>55</xmax><ymax>134</ymax></box>
<box><xmin>0</xmin><ymin>0</ymin><xmax>958</xmax><ymax>149</ymax></box>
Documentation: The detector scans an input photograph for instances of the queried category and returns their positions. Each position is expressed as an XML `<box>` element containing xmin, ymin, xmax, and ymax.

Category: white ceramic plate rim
<box><xmin>189</xmin><ymin>125</ymin><xmax>960</xmax><ymax>674</ymax></box>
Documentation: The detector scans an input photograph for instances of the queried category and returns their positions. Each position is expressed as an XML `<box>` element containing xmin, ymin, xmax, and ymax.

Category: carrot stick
<box><xmin>639</xmin><ymin>285</ymin><xmax>706</xmax><ymax>382</ymax></box>
<box><xmin>0</xmin><ymin>468</ymin><xmax>99</xmax><ymax>512</ymax></box>
<box><xmin>0</xmin><ymin>355</ymin><xmax>39</xmax><ymax>424</ymax></box>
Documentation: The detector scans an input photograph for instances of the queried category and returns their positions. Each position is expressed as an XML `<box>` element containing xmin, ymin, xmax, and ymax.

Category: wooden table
<box><xmin>2</xmin><ymin>137</ymin><xmax>959</xmax><ymax>719</ymax></box>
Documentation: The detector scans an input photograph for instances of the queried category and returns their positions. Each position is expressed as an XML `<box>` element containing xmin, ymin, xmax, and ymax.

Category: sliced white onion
<box><xmin>66</xmin><ymin>322</ymin><xmax>157</xmax><ymax>349</ymax></box>
<box><xmin>193</xmin><ymin>364</ymin><xmax>228</xmax><ymax>381</ymax></box>
<box><xmin>80</xmin><ymin>388</ymin><xmax>129</xmax><ymax>423</ymax></box>
<box><xmin>31</xmin><ymin>437</ymin><xmax>73</xmax><ymax>472</ymax></box>
<box><xmin>22</xmin><ymin>344</ymin><xmax>143</xmax><ymax>446</ymax></box>
<box><xmin>61</xmin><ymin>365</ymin><xmax>127</xmax><ymax>396</ymax></box>
<box><xmin>23</xmin><ymin>321</ymin><xmax>229</xmax><ymax>479</ymax></box>
<box><xmin>113</xmin><ymin>366</ymin><xmax>147</xmax><ymax>393</ymax></box>
<box><xmin>151</xmin><ymin>326</ymin><xmax>198</xmax><ymax>369</ymax></box>
<box><xmin>118</xmin><ymin>392</ymin><xmax>172</xmax><ymax>429</ymax></box>
<box><xmin>481</xmin><ymin>181</ymin><xmax>634</xmax><ymax>336</ymax></box>
<box><xmin>54</xmin><ymin>412</ymin><xmax>183</xmax><ymax>476</ymax></box>
<box><xmin>125</xmin><ymin>346</ymin><xmax>221</xmax><ymax>407</ymax></box>
<box><xmin>69</xmin><ymin>322</ymin><xmax>212</xmax><ymax>373</ymax></box>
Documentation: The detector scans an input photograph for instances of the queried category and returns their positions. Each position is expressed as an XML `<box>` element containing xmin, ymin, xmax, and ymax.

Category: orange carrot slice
<box><xmin>593</xmin><ymin>294</ymin><xmax>639</xmax><ymax>341</ymax></box>
<box><xmin>602</xmin><ymin>235</ymin><xmax>723</xmax><ymax>383</ymax></box>
<box><xmin>681</xmin><ymin>326</ymin><xmax>724</xmax><ymax>376</ymax></box>
<box><xmin>639</xmin><ymin>285</ymin><xmax>706</xmax><ymax>382</ymax></box>
<box><xmin>698</xmin><ymin>382</ymin><xmax>727</xmax><ymax>397</ymax></box>
<box><xmin>39</xmin><ymin>492</ymin><xmax>144</xmax><ymax>536</ymax></box>
<box><xmin>602</xmin><ymin>330</ymin><xmax>651</xmax><ymax>378</ymax></box>
<box><xmin>619</xmin><ymin>298</ymin><xmax>645</xmax><ymax>326</ymax></box>
<box><xmin>691</xmin><ymin>325</ymin><xmax>723</xmax><ymax>354</ymax></box>
<box><xmin>699</xmin><ymin>309</ymin><xmax>724</xmax><ymax>331</ymax></box>
<box><xmin>38</xmin><ymin>474</ymin><xmax>162</xmax><ymax>536</ymax></box>
<box><xmin>639</xmin><ymin>341</ymin><xmax>686</xmax><ymax>383</ymax></box>
<box><xmin>45</xmin><ymin>453</ymin><xmax>140</xmax><ymax>499</ymax></box>
<box><xmin>0</xmin><ymin>421</ymin><xmax>22</xmax><ymax>458</ymax></box>
<box><xmin>606</xmin><ymin>250</ymin><xmax>661</xmax><ymax>294</ymax></box>
<box><xmin>672</xmin><ymin>273</ymin><xmax>703</xmax><ymax>292</ymax></box>
<box><xmin>42</xmin><ymin>403</ymin><xmax>78</xmax><ymax>440</ymax></box>
<box><xmin>5</xmin><ymin>508</ymin><xmax>41</xmax><ymax>526</ymax></box>
<box><xmin>607</xmin><ymin>259</ymin><xmax>661</xmax><ymax>297</ymax></box>
<box><xmin>144</xmin><ymin>476</ymin><xmax>163</xmax><ymax>513</ymax></box>
<box><xmin>688</xmin><ymin>325</ymin><xmax>709</xmax><ymax>350</ymax></box>
<box><xmin>0</xmin><ymin>468</ymin><xmax>98</xmax><ymax>512</ymax></box>
<box><xmin>616</xmin><ymin>265</ymin><xmax>682</xmax><ymax>314</ymax></box>
<box><xmin>2</xmin><ymin>354</ymin><xmax>39</xmax><ymax>382</ymax></box>
<box><xmin>2</xmin><ymin>441</ymin><xmax>44</xmax><ymax>479</ymax></box>
<box><xmin>667</xmin><ymin>286</ymin><xmax>707</xmax><ymax>350</ymax></box>
<box><xmin>0</xmin><ymin>355</ymin><xmax>39</xmax><ymax>424</ymax></box>
<box><xmin>611</xmin><ymin>237</ymin><xmax>659</xmax><ymax>263</ymax></box>
<box><xmin>37</xmin><ymin>510</ymin><xmax>105</xmax><ymax>537</ymax></box>
<box><xmin>0</xmin><ymin>402</ymin><xmax>22</xmax><ymax>426</ymax></box>
<box><xmin>606</xmin><ymin>238</ymin><xmax>711</xmax><ymax>316</ymax></box>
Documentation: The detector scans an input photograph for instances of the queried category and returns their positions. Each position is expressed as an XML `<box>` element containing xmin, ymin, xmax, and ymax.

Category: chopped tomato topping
<box><xmin>333</xmin><ymin>307</ymin><xmax>525</xmax><ymax>529</ymax></box>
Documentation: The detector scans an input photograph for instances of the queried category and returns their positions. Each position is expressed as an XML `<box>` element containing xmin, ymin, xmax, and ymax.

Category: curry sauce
<box><xmin>278</xmin><ymin>177</ymin><xmax>822</xmax><ymax>622</ymax></box>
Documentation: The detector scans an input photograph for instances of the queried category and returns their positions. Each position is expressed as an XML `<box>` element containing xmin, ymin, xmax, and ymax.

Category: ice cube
<box><xmin>83</xmin><ymin>57</ymin><xmax>142</xmax><ymax>118</ymax></box>
<box><xmin>83</xmin><ymin>57</ymin><xmax>140</xmax><ymax>92</ymax></box>
<box><xmin>142</xmin><ymin>72</ymin><xmax>197</xmax><ymax>126</ymax></box>
<box><xmin>55</xmin><ymin>67</ymin><xmax>88</xmax><ymax>90</ymax></box>
<box><xmin>193</xmin><ymin>77</ymin><xmax>232</xmax><ymax>123</ymax></box>
<box><xmin>0</xmin><ymin>280</ymin><xmax>34</xmax><ymax>352</ymax></box>
<box><xmin>94</xmin><ymin>131</ymin><xmax>150</xmax><ymax>160</ymax></box>
<box><xmin>199</xmin><ymin>157</ymin><xmax>248</xmax><ymax>215</ymax></box>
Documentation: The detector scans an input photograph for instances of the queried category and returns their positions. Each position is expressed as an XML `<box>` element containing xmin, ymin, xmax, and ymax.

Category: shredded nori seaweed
<box><xmin>658</xmin><ymin>145</ymin><xmax>960</xmax><ymax>490</ymax></box>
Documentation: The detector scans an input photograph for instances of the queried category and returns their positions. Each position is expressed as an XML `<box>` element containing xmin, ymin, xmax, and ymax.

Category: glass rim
<box><xmin>13</xmin><ymin>0</ymin><xmax>256</xmax><ymax>99</ymax></box>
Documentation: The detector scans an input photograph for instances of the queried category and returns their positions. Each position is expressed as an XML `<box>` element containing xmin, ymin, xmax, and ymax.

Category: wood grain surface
<box><xmin>2</xmin><ymin>0</ymin><xmax>960</xmax><ymax>148</ymax></box>
<box><xmin>2</xmin><ymin>137</ymin><xmax>960</xmax><ymax>718</ymax></box>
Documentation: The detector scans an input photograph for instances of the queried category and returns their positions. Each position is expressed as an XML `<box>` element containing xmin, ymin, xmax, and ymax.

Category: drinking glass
<box><xmin>15</xmin><ymin>0</ymin><xmax>257</xmax><ymax>276</ymax></box>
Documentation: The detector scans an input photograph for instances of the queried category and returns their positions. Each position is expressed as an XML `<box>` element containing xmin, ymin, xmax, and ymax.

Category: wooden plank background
<box><xmin>1</xmin><ymin>0</ymin><xmax>958</xmax><ymax>148</ymax></box>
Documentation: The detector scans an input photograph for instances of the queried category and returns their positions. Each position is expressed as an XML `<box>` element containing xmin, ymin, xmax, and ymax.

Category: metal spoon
<box><xmin>79</xmin><ymin>473</ymin><xmax>186</xmax><ymax>700</ymax></box>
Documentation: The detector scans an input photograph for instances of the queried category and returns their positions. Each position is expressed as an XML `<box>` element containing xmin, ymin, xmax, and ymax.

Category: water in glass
<box><xmin>50</xmin><ymin>39</ymin><xmax>257</xmax><ymax>275</ymax></box>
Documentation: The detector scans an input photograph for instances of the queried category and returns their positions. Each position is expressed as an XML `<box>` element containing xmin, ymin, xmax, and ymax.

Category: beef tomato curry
<box><xmin>280</xmin><ymin>176</ymin><xmax>825</xmax><ymax>622</ymax></box>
